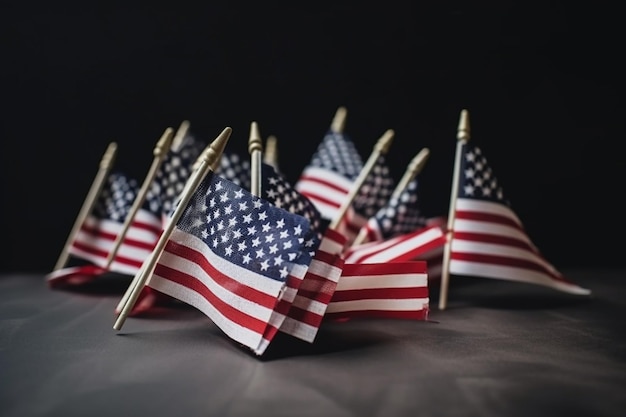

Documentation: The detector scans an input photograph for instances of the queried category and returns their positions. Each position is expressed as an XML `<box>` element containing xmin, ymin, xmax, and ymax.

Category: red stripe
<box><xmin>325</xmin><ymin>309</ymin><xmax>428</xmax><ymax>321</ymax></box>
<box><xmin>282</xmin><ymin>305</ymin><xmax>323</xmax><ymax>326</ymax></box>
<box><xmin>297</xmin><ymin>174</ymin><xmax>350</xmax><ymax>195</ymax></box>
<box><xmin>450</xmin><ymin>252</ymin><xmax>566</xmax><ymax>281</ymax></box>
<box><xmin>154</xmin><ymin>263</ymin><xmax>269</xmax><ymax>335</ymax></box>
<box><xmin>164</xmin><ymin>240</ymin><xmax>279</xmax><ymax>309</ymax></box>
<box><xmin>71</xmin><ymin>241</ymin><xmax>109</xmax><ymax>258</ymax></box>
<box><xmin>455</xmin><ymin>210</ymin><xmax>522</xmax><ymax>231</ymax></box>
<box><xmin>452</xmin><ymin>231</ymin><xmax>536</xmax><ymax>252</ymax></box>
<box><xmin>342</xmin><ymin>261</ymin><xmax>427</xmax><ymax>276</ymax></box>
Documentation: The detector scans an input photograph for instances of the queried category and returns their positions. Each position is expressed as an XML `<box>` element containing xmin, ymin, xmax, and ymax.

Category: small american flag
<box><xmin>448</xmin><ymin>142</ymin><xmax>591</xmax><ymax>295</ymax></box>
<box><xmin>342</xmin><ymin>154</ymin><xmax>395</xmax><ymax>244</ymax></box>
<box><xmin>326</xmin><ymin>261</ymin><xmax>429</xmax><ymax>321</ymax></box>
<box><xmin>47</xmin><ymin>172</ymin><xmax>163</xmax><ymax>287</ymax></box>
<box><xmin>357</xmin><ymin>177</ymin><xmax>426</xmax><ymax>244</ymax></box>
<box><xmin>146</xmin><ymin>171</ymin><xmax>321</xmax><ymax>355</ymax></box>
<box><xmin>216</xmin><ymin>151</ymin><xmax>252</xmax><ymax>190</ymax></box>
<box><xmin>295</xmin><ymin>130</ymin><xmax>363</xmax><ymax>222</ymax></box>
<box><xmin>147</xmin><ymin>133</ymin><xmax>206</xmax><ymax>220</ymax></box>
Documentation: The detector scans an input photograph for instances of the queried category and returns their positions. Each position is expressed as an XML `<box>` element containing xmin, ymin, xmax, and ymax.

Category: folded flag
<box><xmin>447</xmin><ymin>142</ymin><xmax>591</xmax><ymax>295</ymax></box>
<box><xmin>326</xmin><ymin>261</ymin><xmax>429</xmax><ymax>321</ymax></box>
<box><xmin>146</xmin><ymin>171</ymin><xmax>321</xmax><ymax>355</ymax></box>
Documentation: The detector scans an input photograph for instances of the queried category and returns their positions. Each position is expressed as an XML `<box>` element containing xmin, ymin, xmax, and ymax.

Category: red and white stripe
<box><xmin>148</xmin><ymin>228</ymin><xmax>310</xmax><ymax>355</ymax></box>
<box><xmin>295</xmin><ymin>166</ymin><xmax>354</xmax><ymax>221</ymax></box>
<box><xmin>449</xmin><ymin>198</ymin><xmax>591</xmax><ymax>295</ymax></box>
<box><xmin>326</xmin><ymin>261</ymin><xmax>429</xmax><ymax>320</ymax></box>
<box><xmin>277</xmin><ymin>228</ymin><xmax>346</xmax><ymax>343</ymax></box>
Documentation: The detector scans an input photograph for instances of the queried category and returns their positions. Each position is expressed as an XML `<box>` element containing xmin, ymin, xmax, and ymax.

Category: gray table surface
<box><xmin>1</xmin><ymin>269</ymin><xmax>625</xmax><ymax>417</ymax></box>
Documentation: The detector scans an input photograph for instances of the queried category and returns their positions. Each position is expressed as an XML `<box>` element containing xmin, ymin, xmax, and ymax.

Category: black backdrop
<box><xmin>2</xmin><ymin>3</ymin><xmax>624</xmax><ymax>273</ymax></box>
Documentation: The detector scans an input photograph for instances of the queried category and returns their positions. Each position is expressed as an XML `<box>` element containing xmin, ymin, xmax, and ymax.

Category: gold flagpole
<box><xmin>263</xmin><ymin>135</ymin><xmax>278</xmax><ymax>170</ymax></box>
<box><xmin>114</xmin><ymin>126</ymin><xmax>232</xmax><ymax>330</ymax></box>
<box><xmin>351</xmin><ymin>147</ymin><xmax>430</xmax><ymax>247</ymax></box>
<box><xmin>329</xmin><ymin>129</ymin><xmax>395</xmax><ymax>231</ymax></box>
<box><xmin>438</xmin><ymin>109</ymin><xmax>470</xmax><ymax>310</ymax></box>
<box><xmin>104</xmin><ymin>127</ymin><xmax>174</xmax><ymax>269</ymax></box>
<box><xmin>248</xmin><ymin>121</ymin><xmax>263</xmax><ymax>196</ymax></box>
<box><xmin>53</xmin><ymin>142</ymin><xmax>118</xmax><ymax>271</ymax></box>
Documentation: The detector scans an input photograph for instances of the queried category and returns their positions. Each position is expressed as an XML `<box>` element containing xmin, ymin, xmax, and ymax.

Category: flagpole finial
<box><xmin>248</xmin><ymin>121</ymin><xmax>263</xmax><ymax>155</ymax></box>
<box><xmin>153</xmin><ymin>127</ymin><xmax>175</xmax><ymax>158</ymax></box>
<box><xmin>197</xmin><ymin>127</ymin><xmax>232</xmax><ymax>170</ymax></box>
<box><xmin>99</xmin><ymin>142</ymin><xmax>118</xmax><ymax>169</ymax></box>
<box><xmin>263</xmin><ymin>135</ymin><xmax>279</xmax><ymax>168</ymax></box>
<box><xmin>374</xmin><ymin>129</ymin><xmax>395</xmax><ymax>154</ymax></box>
<box><xmin>172</xmin><ymin>120</ymin><xmax>191</xmax><ymax>150</ymax></box>
<box><xmin>331</xmin><ymin>106</ymin><xmax>348</xmax><ymax>133</ymax></box>
<box><xmin>457</xmin><ymin>109</ymin><xmax>470</xmax><ymax>141</ymax></box>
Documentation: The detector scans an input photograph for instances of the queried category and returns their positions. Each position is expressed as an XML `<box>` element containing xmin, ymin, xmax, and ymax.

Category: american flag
<box><xmin>147</xmin><ymin>133</ymin><xmax>206</xmax><ymax>220</ymax></box>
<box><xmin>342</xmin><ymin>154</ymin><xmax>395</xmax><ymax>244</ymax></box>
<box><xmin>295</xmin><ymin>130</ymin><xmax>363</xmax><ymax>222</ymax></box>
<box><xmin>146</xmin><ymin>172</ymin><xmax>321</xmax><ymax>355</ymax></box>
<box><xmin>216</xmin><ymin>151</ymin><xmax>252</xmax><ymax>190</ymax></box>
<box><xmin>326</xmin><ymin>261</ymin><xmax>429</xmax><ymax>321</ymax></box>
<box><xmin>448</xmin><ymin>142</ymin><xmax>591</xmax><ymax>295</ymax></box>
<box><xmin>47</xmin><ymin>172</ymin><xmax>163</xmax><ymax>287</ymax></box>
<box><xmin>254</xmin><ymin>162</ymin><xmax>326</xmax><ymax>347</ymax></box>
<box><xmin>344</xmin><ymin>224</ymin><xmax>447</xmax><ymax>279</ymax></box>
<box><xmin>357</xmin><ymin>178</ymin><xmax>427</xmax><ymax>244</ymax></box>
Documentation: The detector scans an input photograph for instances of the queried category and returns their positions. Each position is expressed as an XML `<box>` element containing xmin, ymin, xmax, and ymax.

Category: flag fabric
<box><xmin>47</xmin><ymin>172</ymin><xmax>163</xmax><ymax>287</ymax></box>
<box><xmin>326</xmin><ymin>261</ymin><xmax>429</xmax><ymax>321</ymax></box>
<box><xmin>277</xmin><ymin>227</ymin><xmax>346</xmax><ymax>343</ymax></box>
<box><xmin>341</xmin><ymin>154</ymin><xmax>395</xmax><ymax>244</ymax></box>
<box><xmin>344</xmin><ymin>224</ymin><xmax>448</xmax><ymax>279</ymax></box>
<box><xmin>146</xmin><ymin>171</ymin><xmax>322</xmax><ymax>355</ymax></box>
<box><xmin>253</xmin><ymin>162</ymin><xmax>327</xmax><ymax>347</ymax></box>
<box><xmin>447</xmin><ymin>142</ymin><xmax>591</xmax><ymax>295</ymax></box>
<box><xmin>357</xmin><ymin>178</ymin><xmax>427</xmax><ymax>244</ymax></box>
<box><xmin>295</xmin><ymin>130</ymin><xmax>363</xmax><ymax>223</ymax></box>
<box><xmin>147</xmin><ymin>133</ymin><xmax>206</xmax><ymax>221</ymax></box>
<box><xmin>216</xmin><ymin>151</ymin><xmax>252</xmax><ymax>190</ymax></box>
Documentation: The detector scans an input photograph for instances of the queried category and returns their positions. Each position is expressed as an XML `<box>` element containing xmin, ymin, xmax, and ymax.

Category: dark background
<box><xmin>1</xmin><ymin>2</ymin><xmax>624</xmax><ymax>273</ymax></box>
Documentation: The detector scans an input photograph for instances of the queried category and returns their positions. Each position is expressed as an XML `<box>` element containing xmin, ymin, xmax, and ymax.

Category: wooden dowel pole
<box><xmin>104</xmin><ymin>128</ymin><xmax>174</xmax><ymax>269</ymax></box>
<box><xmin>249</xmin><ymin>121</ymin><xmax>263</xmax><ymax>196</ymax></box>
<box><xmin>329</xmin><ymin>129</ymin><xmax>394</xmax><ymax>231</ymax></box>
<box><xmin>53</xmin><ymin>142</ymin><xmax>118</xmax><ymax>271</ymax></box>
<box><xmin>439</xmin><ymin>109</ymin><xmax>471</xmax><ymax>310</ymax></box>
<box><xmin>114</xmin><ymin>127</ymin><xmax>232</xmax><ymax>330</ymax></box>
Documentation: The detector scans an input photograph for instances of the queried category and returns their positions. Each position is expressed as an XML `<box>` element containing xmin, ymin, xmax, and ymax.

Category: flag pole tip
<box><xmin>457</xmin><ymin>109</ymin><xmax>470</xmax><ymax>141</ymax></box>
<box><xmin>154</xmin><ymin>127</ymin><xmax>175</xmax><ymax>158</ymax></box>
<box><xmin>172</xmin><ymin>120</ymin><xmax>191</xmax><ymax>149</ymax></box>
<box><xmin>376</xmin><ymin>129</ymin><xmax>395</xmax><ymax>153</ymax></box>
<box><xmin>331</xmin><ymin>106</ymin><xmax>348</xmax><ymax>133</ymax></box>
<box><xmin>248</xmin><ymin>121</ymin><xmax>262</xmax><ymax>154</ymax></box>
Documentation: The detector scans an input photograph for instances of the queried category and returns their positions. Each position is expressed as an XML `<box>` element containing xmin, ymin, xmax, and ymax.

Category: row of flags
<box><xmin>47</xmin><ymin>108</ymin><xmax>591</xmax><ymax>356</ymax></box>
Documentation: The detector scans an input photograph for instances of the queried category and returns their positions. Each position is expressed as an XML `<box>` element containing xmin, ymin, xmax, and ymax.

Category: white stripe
<box><xmin>448</xmin><ymin>260</ymin><xmax>590</xmax><ymax>295</ymax></box>
<box><xmin>149</xmin><ymin>277</ymin><xmax>266</xmax><ymax>351</ymax></box>
<box><xmin>453</xmin><ymin>218</ymin><xmax>534</xmax><ymax>248</ymax></box>
<box><xmin>348</xmin><ymin>227</ymin><xmax>445</xmax><ymax>264</ymax></box>
<box><xmin>326</xmin><ymin>298</ymin><xmax>429</xmax><ymax>313</ymax></box>
<box><xmin>336</xmin><ymin>272</ymin><xmax>427</xmax><ymax>290</ymax></box>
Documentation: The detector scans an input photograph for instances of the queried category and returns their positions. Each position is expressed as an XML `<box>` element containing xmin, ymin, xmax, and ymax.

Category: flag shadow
<box><xmin>258</xmin><ymin>322</ymin><xmax>394</xmax><ymax>361</ymax></box>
